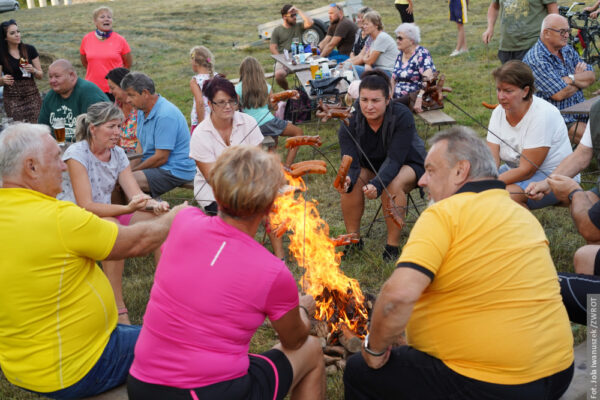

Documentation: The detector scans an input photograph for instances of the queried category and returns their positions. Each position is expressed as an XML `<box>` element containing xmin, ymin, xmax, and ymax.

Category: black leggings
<box><xmin>344</xmin><ymin>345</ymin><xmax>573</xmax><ymax>400</ymax></box>
<box><xmin>395</xmin><ymin>4</ymin><xmax>414</xmax><ymax>23</ymax></box>
<box><xmin>559</xmin><ymin>271</ymin><xmax>600</xmax><ymax>325</ymax></box>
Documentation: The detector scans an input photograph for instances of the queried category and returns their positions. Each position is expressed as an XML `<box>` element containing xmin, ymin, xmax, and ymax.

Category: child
<box><xmin>449</xmin><ymin>0</ymin><xmax>468</xmax><ymax>57</ymax></box>
<box><xmin>236</xmin><ymin>56</ymin><xmax>303</xmax><ymax>166</ymax></box>
<box><xmin>189</xmin><ymin>46</ymin><xmax>215</xmax><ymax>133</ymax></box>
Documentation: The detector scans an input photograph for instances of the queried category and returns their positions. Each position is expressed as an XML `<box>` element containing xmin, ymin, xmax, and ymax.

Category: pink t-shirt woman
<box><xmin>129</xmin><ymin>208</ymin><xmax>299</xmax><ymax>388</ymax></box>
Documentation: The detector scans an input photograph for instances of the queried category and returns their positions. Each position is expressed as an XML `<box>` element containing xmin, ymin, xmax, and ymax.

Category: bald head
<box><xmin>540</xmin><ymin>14</ymin><xmax>569</xmax><ymax>52</ymax></box>
<box><xmin>48</xmin><ymin>59</ymin><xmax>78</xmax><ymax>98</ymax></box>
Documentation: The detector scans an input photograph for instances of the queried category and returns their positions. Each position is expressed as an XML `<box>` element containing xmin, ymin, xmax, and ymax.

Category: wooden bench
<box><xmin>416</xmin><ymin>109</ymin><xmax>456</xmax><ymax>141</ymax></box>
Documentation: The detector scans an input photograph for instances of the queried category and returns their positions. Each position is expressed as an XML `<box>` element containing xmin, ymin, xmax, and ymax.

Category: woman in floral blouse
<box><xmin>392</xmin><ymin>23</ymin><xmax>435</xmax><ymax>113</ymax></box>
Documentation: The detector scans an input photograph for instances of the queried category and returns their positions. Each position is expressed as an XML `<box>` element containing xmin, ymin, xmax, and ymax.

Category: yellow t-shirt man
<box><xmin>0</xmin><ymin>188</ymin><xmax>119</xmax><ymax>392</ymax></box>
<box><xmin>398</xmin><ymin>181</ymin><xmax>573</xmax><ymax>385</ymax></box>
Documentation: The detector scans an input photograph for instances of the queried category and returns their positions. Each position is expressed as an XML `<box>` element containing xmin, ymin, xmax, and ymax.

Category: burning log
<box><xmin>339</xmin><ymin>324</ymin><xmax>362</xmax><ymax>354</ymax></box>
<box><xmin>323</xmin><ymin>345</ymin><xmax>345</xmax><ymax>357</ymax></box>
<box><xmin>324</xmin><ymin>354</ymin><xmax>343</xmax><ymax>366</ymax></box>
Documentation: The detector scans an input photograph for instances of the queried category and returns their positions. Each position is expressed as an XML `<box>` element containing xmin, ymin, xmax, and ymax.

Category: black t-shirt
<box><xmin>0</xmin><ymin>43</ymin><xmax>38</xmax><ymax>80</ymax></box>
<box><xmin>326</xmin><ymin>17</ymin><xmax>358</xmax><ymax>55</ymax></box>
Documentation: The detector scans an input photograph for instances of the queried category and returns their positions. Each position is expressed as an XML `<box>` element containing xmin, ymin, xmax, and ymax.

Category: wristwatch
<box><xmin>568</xmin><ymin>188</ymin><xmax>583</xmax><ymax>202</ymax></box>
<box><xmin>363</xmin><ymin>333</ymin><xmax>386</xmax><ymax>356</ymax></box>
<box><xmin>568</xmin><ymin>74</ymin><xmax>576</xmax><ymax>86</ymax></box>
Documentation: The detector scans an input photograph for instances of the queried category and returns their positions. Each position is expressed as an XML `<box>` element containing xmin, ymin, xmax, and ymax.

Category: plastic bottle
<box><xmin>291</xmin><ymin>42</ymin><xmax>297</xmax><ymax>56</ymax></box>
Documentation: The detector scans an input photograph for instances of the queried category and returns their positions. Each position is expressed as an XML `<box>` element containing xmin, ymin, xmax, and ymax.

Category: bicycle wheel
<box><xmin>585</xmin><ymin>30</ymin><xmax>600</xmax><ymax>66</ymax></box>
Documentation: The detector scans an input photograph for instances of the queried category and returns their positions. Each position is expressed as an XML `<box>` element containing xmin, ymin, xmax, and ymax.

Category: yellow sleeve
<box><xmin>397</xmin><ymin>205</ymin><xmax>452</xmax><ymax>277</ymax></box>
<box><xmin>56</xmin><ymin>201</ymin><xmax>119</xmax><ymax>261</ymax></box>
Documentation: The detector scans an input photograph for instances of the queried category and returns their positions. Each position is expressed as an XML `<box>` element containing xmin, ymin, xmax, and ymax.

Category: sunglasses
<box><xmin>286</xmin><ymin>13</ymin><xmax>297</xmax><ymax>17</ymax></box>
<box><xmin>396</xmin><ymin>36</ymin><xmax>403</xmax><ymax>41</ymax></box>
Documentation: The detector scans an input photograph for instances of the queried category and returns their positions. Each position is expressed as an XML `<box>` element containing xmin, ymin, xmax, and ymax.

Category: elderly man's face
<box><xmin>418</xmin><ymin>140</ymin><xmax>461</xmax><ymax>203</ymax></box>
<box><xmin>37</xmin><ymin>134</ymin><xmax>66</xmax><ymax>197</ymax></box>
<box><xmin>48</xmin><ymin>65</ymin><xmax>75</xmax><ymax>97</ymax></box>
<box><xmin>543</xmin><ymin>18</ymin><xmax>569</xmax><ymax>51</ymax></box>
<box><xmin>125</xmin><ymin>87</ymin><xmax>146</xmax><ymax>110</ymax></box>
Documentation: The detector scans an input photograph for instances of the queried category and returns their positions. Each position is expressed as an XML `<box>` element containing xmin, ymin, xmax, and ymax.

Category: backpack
<box><xmin>284</xmin><ymin>86</ymin><xmax>311</xmax><ymax>124</ymax></box>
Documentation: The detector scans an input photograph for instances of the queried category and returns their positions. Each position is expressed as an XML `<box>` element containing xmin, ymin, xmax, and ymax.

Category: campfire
<box><xmin>269</xmin><ymin>172</ymin><xmax>373</xmax><ymax>371</ymax></box>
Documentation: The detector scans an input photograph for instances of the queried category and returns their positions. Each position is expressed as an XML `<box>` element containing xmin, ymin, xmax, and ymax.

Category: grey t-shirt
<box><xmin>58</xmin><ymin>141</ymin><xmax>129</xmax><ymax>204</ymax></box>
<box><xmin>371</xmin><ymin>31</ymin><xmax>399</xmax><ymax>72</ymax></box>
<box><xmin>494</xmin><ymin>0</ymin><xmax>555</xmax><ymax>51</ymax></box>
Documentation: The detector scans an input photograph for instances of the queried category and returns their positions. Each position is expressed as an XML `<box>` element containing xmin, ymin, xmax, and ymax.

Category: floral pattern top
<box><xmin>118</xmin><ymin>103</ymin><xmax>138</xmax><ymax>153</ymax></box>
<box><xmin>392</xmin><ymin>45</ymin><xmax>436</xmax><ymax>98</ymax></box>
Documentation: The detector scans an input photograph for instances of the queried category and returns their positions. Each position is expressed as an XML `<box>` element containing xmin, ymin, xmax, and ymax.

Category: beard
<box><xmin>427</xmin><ymin>198</ymin><xmax>436</xmax><ymax>208</ymax></box>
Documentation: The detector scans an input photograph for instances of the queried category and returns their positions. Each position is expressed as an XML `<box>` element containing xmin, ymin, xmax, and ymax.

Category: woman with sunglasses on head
<box><xmin>0</xmin><ymin>19</ymin><xmax>43</xmax><ymax>123</ymax></box>
<box><xmin>392</xmin><ymin>23</ymin><xmax>435</xmax><ymax>113</ymax></box>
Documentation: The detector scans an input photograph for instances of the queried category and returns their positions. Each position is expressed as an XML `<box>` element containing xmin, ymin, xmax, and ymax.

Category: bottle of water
<box><xmin>291</xmin><ymin>42</ymin><xmax>297</xmax><ymax>56</ymax></box>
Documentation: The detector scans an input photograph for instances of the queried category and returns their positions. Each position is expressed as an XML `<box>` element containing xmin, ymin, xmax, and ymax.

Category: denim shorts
<box><xmin>30</xmin><ymin>324</ymin><xmax>141</xmax><ymax>400</ymax></box>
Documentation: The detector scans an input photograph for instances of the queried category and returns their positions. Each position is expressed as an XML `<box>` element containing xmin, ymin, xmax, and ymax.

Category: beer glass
<box><xmin>53</xmin><ymin>119</ymin><xmax>66</xmax><ymax>146</ymax></box>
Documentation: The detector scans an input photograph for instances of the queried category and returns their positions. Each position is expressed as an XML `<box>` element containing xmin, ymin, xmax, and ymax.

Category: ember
<box><xmin>269</xmin><ymin>171</ymin><xmax>370</xmax><ymax>341</ymax></box>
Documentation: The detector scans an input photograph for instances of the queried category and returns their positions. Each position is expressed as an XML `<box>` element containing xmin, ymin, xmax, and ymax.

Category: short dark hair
<box><xmin>105</xmin><ymin>67</ymin><xmax>130</xmax><ymax>86</ymax></box>
<box><xmin>359</xmin><ymin>69</ymin><xmax>391</xmax><ymax>99</ymax></box>
<box><xmin>492</xmin><ymin>60</ymin><xmax>535</xmax><ymax>101</ymax></box>
<box><xmin>202</xmin><ymin>74</ymin><xmax>237</xmax><ymax>102</ymax></box>
<box><xmin>281</xmin><ymin>4</ymin><xmax>293</xmax><ymax>15</ymax></box>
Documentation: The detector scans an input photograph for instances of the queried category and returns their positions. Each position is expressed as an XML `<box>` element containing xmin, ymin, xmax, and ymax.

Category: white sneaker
<box><xmin>449</xmin><ymin>49</ymin><xmax>468</xmax><ymax>57</ymax></box>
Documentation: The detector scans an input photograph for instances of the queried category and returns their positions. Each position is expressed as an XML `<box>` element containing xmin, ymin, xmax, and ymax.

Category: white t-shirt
<box><xmin>189</xmin><ymin>112</ymin><xmax>264</xmax><ymax>207</ymax></box>
<box><xmin>190</xmin><ymin>73</ymin><xmax>213</xmax><ymax>126</ymax></box>
<box><xmin>580</xmin><ymin>122</ymin><xmax>592</xmax><ymax>148</ymax></box>
<box><xmin>487</xmin><ymin>96</ymin><xmax>573</xmax><ymax>177</ymax></box>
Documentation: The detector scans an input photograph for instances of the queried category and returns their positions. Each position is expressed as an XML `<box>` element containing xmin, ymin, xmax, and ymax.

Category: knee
<box><xmin>574</xmin><ymin>246</ymin><xmax>597</xmax><ymax>275</ymax></box>
<box><xmin>304</xmin><ymin>335</ymin><xmax>324</xmax><ymax>365</ymax></box>
<box><xmin>275</xmin><ymin>70</ymin><xmax>287</xmax><ymax>81</ymax></box>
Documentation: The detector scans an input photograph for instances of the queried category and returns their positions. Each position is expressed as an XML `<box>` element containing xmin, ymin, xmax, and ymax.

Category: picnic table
<box><xmin>270</xmin><ymin>54</ymin><xmax>349</xmax><ymax>101</ymax></box>
<box><xmin>560</xmin><ymin>95</ymin><xmax>600</xmax><ymax>115</ymax></box>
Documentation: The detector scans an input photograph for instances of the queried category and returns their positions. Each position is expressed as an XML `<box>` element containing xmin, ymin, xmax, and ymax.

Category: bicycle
<box><xmin>559</xmin><ymin>2</ymin><xmax>600</xmax><ymax>66</ymax></box>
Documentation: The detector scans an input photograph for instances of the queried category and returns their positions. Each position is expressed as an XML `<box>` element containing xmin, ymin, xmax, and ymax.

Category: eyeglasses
<box><xmin>211</xmin><ymin>99</ymin><xmax>238</xmax><ymax>109</ymax></box>
<box><xmin>546</xmin><ymin>27</ymin><xmax>569</xmax><ymax>36</ymax></box>
<box><xmin>396</xmin><ymin>36</ymin><xmax>403</xmax><ymax>41</ymax></box>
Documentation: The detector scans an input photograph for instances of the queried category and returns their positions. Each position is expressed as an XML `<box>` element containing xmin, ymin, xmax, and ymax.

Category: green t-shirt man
<box><xmin>271</xmin><ymin>23</ymin><xmax>305</xmax><ymax>53</ymax></box>
<box><xmin>38</xmin><ymin>78</ymin><xmax>109</xmax><ymax>141</ymax></box>
<box><xmin>493</xmin><ymin>0</ymin><xmax>556</xmax><ymax>51</ymax></box>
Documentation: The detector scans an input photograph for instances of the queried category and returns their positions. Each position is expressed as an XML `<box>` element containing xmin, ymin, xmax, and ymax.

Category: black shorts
<box><xmin>559</xmin><ymin>271</ymin><xmax>600</xmax><ymax>325</ymax></box>
<box><xmin>344</xmin><ymin>345</ymin><xmax>573</xmax><ymax>400</ymax></box>
<box><xmin>127</xmin><ymin>349</ymin><xmax>293</xmax><ymax>400</ymax></box>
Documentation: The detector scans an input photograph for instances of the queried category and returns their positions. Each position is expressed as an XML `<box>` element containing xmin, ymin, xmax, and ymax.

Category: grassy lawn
<box><xmin>0</xmin><ymin>0</ymin><xmax>593</xmax><ymax>398</ymax></box>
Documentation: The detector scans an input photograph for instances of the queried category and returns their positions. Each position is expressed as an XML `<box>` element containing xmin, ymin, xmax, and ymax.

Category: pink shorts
<box><xmin>116</xmin><ymin>213</ymin><xmax>134</xmax><ymax>226</ymax></box>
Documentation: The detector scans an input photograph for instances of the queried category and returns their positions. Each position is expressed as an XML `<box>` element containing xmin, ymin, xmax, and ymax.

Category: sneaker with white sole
<box><xmin>449</xmin><ymin>49</ymin><xmax>468</xmax><ymax>57</ymax></box>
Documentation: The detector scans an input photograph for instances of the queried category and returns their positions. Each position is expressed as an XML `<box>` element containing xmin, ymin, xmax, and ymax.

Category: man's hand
<box><xmin>575</xmin><ymin>62</ymin><xmax>588</xmax><ymax>74</ymax></box>
<box><xmin>547</xmin><ymin>174</ymin><xmax>582</xmax><ymax>203</ymax></box>
<box><xmin>525</xmin><ymin>179</ymin><xmax>551</xmax><ymax>201</ymax></box>
<box><xmin>592</xmin><ymin>10</ymin><xmax>600</xmax><ymax>19</ymax></box>
<box><xmin>363</xmin><ymin>183</ymin><xmax>377</xmax><ymax>199</ymax></box>
<box><xmin>361</xmin><ymin>345</ymin><xmax>391</xmax><ymax>369</ymax></box>
<box><xmin>482</xmin><ymin>29</ymin><xmax>493</xmax><ymax>44</ymax></box>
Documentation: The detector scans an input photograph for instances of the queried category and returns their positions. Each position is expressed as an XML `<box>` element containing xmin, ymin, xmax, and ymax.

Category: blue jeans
<box><xmin>329</xmin><ymin>50</ymin><xmax>349</xmax><ymax>64</ymax></box>
<box><xmin>28</xmin><ymin>324</ymin><xmax>141</xmax><ymax>400</ymax></box>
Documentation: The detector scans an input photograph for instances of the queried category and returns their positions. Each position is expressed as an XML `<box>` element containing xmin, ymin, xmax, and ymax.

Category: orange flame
<box><xmin>269</xmin><ymin>171</ymin><xmax>369</xmax><ymax>336</ymax></box>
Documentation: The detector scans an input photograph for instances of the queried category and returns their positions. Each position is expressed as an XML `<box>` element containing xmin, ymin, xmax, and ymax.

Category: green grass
<box><xmin>0</xmin><ymin>0</ymin><xmax>593</xmax><ymax>398</ymax></box>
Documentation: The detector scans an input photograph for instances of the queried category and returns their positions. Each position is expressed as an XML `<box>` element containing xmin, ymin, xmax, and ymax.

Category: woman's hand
<box><xmin>3</xmin><ymin>74</ymin><xmax>14</xmax><ymax>86</ymax></box>
<box><xmin>414</xmin><ymin>97</ymin><xmax>423</xmax><ymax>113</ymax></box>
<box><xmin>299</xmin><ymin>294</ymin><xmax>316</xmax><ymax>316</ymax></box>
<box><xmin>363</xmin><ymin>183</ymin><xmax>378</xmax><ymax>199</ymax></box>
<box><xmin>148</xmin><ymin>199</ymin><xmax>170</xmax><ymax>215</ymax></box>
<box><xmin>127</xmin><ymin>193</ymin><xmax>151</xmax><ymax>212</ymax></box>
<box><xmin>335</xmin><ymin>176</ymin><xmax>351</xmax><ymax>194</ymax></box>
<box><xmin>23</xmin><ymin>63</ymin><xmax>35</xmax><ymax>73</ymax></box>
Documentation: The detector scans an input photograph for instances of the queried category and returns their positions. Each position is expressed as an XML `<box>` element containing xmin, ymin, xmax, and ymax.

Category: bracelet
<box><xmin>568</xmin><ymin>188</ymin><xmax>584</xmax><ymax>202</ymax></box>
<box><xmin>363</xmin><ymin>333</ymin><xmax>386</xmax><ymax>356</ymax></box>
<box><xmin>299</xmin><ymin>305</ymin><xmax>310</xmax><ymax>316</ymax></box>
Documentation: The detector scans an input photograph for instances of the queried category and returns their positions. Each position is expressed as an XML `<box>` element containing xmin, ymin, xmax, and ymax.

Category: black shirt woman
<box><xmin>337</xmin><ymin>69</ymin><xmax>426</xmax><ymax>261</ymax></box>
<box><xmin>0</xmin><ymin>19</ymin><xmax>43</xmax><ymax>123</ymax></box>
